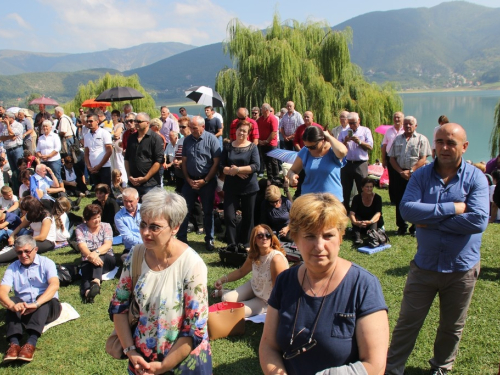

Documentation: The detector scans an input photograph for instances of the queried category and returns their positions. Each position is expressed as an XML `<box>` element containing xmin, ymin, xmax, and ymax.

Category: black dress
<box><xmin>350</xmin><ymin>193</ymin><xmax>384</xmax><ymax>235</ymax></box>
<box><xmin>92</xmin><ymin>197</ymin><xmax>120</xmax><ymax>236</ymax></box>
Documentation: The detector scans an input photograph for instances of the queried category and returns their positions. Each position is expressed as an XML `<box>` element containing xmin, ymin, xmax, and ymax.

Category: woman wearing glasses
<box><xmin>260</xmin><ymin>193</ymin><xmax>388</xmax><ymax>375</ymax></box>
<box><xmin>260</xmin><ymin>185</ymin><xmax>293</xmax><ymax>242</ymax></box>
<box><xmin>109</xmin><ymin>189</ymin><xmax>212</xmax><ymax>374</ymax></box>
<box><xmin>75</xmin><ymin>204</ymin><xmax>115</xmax><ymax>303</ymax></box>
<box><xmin>287</xmin><ymin>126</ymin><xmax>347</xmax><ymax>200</ymax></box>
<box><xmin>213</xmin><ymin>224</ymin><xmax>289</xmax><ymax>317</ymax></box>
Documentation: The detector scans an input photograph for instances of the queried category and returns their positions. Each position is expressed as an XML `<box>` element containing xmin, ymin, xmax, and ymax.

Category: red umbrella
<box><xmin>29</xmin><ymin>96</ymin><xmax>59</xmax><ymax>106</ymax></box>
<box><xmin>81</xmin><ymin>98</ymin><xmax>111</xmax><ymax>108</ymax></box>
<box><xmin>375</xmin><ymin>125</ymin><xmax>392</xmax><ymax>135</ymax></box>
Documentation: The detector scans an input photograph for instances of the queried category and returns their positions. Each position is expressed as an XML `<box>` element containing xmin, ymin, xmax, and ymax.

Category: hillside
<box><xmin>0</xmin><ymin>42</ymin><xmax>195</xmax><ymax>76</ymax></box>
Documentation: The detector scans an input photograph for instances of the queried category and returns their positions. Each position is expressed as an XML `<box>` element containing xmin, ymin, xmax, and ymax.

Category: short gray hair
<box><xmin>42</xmin><ymin>119</ymin><xmax>52</xmax><ymax>127</ymax></box>
<box><xmin>14</xmin><ymin>235</ymin><xmax>36</xmax><ymax>250</ymax></box>
<box><xmin>123</xmin><ymin>103</ymin><xmax>133</xmax><ymax>111</ymax></box>
<box><xmin>140</xmin><ymin>189</ymin><xmax>187</xmax><ymax>228</ymax></box>
<box><xmin>54</xmin><ymin>106</ymin><xmax>64</xmax><ymax>114</ymax></box>
<box><xmin>191</xmin><ymin>116</ymin><xmax>205</xmax><ymax>127</ymax></box>
<box><xmin>136</xmin><ymin>112</ymin><xmax>150</xmax><ymax>122</ymax></box>
<box><xmin>261</xmin><ymin>103</ymin><xmax>271</xmax><ymax>111</ymax></box>
<box><xmin>404</xmin><ymin>116</ymin><xmax>417</xmax><ymax>125</ymax></box>
<box><xmin>122</xmin><ymin>187</ymin><xmax>139</xmax><ymax>199</ymax></box>
<box><xmin>5</xmin><ymin>112</ymin><xmax>16</xmax><ymax>119</ymax></box>
<box><xmin>348</xmin><ymin>112</ymin><xmax>359</xmax><ymax>121</ymax></box>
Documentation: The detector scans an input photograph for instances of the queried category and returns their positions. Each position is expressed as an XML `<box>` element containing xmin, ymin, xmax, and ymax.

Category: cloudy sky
<box><xmin>1</xmin><ymin>0</ymin><xmax>498</xmax><ymax>54</ymax></box>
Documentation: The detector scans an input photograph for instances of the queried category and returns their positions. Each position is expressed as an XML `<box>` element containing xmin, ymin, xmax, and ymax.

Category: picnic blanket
<box><xmin>42</xmin><ymin>302</ymin><xmax>80</xmax><ymax>333</ymax></box>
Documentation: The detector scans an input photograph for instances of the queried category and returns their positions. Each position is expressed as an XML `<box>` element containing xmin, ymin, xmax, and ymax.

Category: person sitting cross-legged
<box><xmin>0</xmin><ymin>235</ymin><xmax>61</xmax><ymax>363</ymax></box>
<box><xmin>114</xmin><ymin>187</ymin><xmax>142</xmax><ymax>260</ymax></box>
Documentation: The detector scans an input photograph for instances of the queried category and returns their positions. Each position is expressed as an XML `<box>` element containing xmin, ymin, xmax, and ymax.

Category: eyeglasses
<box><xmin>16</xmin><ymin>247</ymin><xmax>36</xmax><ymax>256</ymax></box>
<box><xmin>305</xmin><ymin>140</ymin><xmax>323</xmax><ymax>150</ymax></box>
<box><xmin>87</xmin><ymin>120</ymin><xmax>95</xmax><ymax>123</ymax></box>
<box><xmin>134</xmin><ymin>120</ymin><xmax>146</xmax><ymax>124</ymax></box>
<box><xmin>126</xmin><ymin>120</ymin><xmax>134</xmax><ymax>123</ymax></box>
<box><xmin>252</xmin><ymin>112</ymin><xmax>259</xmax><ymax>115</ymax></box>
<box><xmin>179</xmin><ymin>126</ymin><xmax>187</xmax><ymax>129</ymax></box>
<box><xmin>283</xmin><ymin>339</ymin><xmax>318</xmax><ymax>360</ymax></box>
<box><xmin>348</xmin><ymin>122</ymin><xmax>357</xmax><ymax>125</ymax></box>
<box><xmin>139</xmin><ymin>221</ymin><xmax>168</xmax><ymax>233</ymax></box>
<box><xmin>256</xmin><ymin>233</ymin><xmax>272</xmax><ymax>240</ymax></box>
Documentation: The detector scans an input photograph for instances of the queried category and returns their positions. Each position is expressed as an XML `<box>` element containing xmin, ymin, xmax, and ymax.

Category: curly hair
<box><xmin>82</xmin><ymin>204</ymin><xmax>103</xmax><ymax>222</ymax></box>
<box><xmin>248</xmin><ymin>224</ymin><xmax>285</xmax><ymax>264</ymax></box>
<box><xmin>20</xmin><ymin>196</ymin><xmax>49</xmax><ymax>223</ymax></box>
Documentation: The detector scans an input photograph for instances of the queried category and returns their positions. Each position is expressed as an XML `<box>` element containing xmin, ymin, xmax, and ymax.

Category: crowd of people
<box><xmin>0</xmin><ymin>101</ymin><xmax>496</xmax><ymax>374</ymax></box>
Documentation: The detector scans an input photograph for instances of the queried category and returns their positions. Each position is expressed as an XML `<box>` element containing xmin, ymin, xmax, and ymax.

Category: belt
<box><xmin>346</xmin><ymin>160</ymin><xmax>366</xmax><ymax>163</ymax></box>
<box><xmin>189</xmin><ymin>174</ymin><xmax>208</xmax><ymax>180</ymax></box>
<box><xmin>6</xmin><ymin>145</ymin><xmax>22</xmax><ymax>151</ymax></box>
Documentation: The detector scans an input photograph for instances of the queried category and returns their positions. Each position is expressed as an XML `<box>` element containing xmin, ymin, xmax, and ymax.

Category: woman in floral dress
<box><xmin>109</xmin><ymin>189</ymin><xmax>211</xmax><ymax>375</ymax></box>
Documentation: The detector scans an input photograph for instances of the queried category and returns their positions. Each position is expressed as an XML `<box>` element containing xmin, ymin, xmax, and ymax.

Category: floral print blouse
<box><xmin>75</xmin><ymin>222</ymin><xmax>113</xmax><ymax>261</ymax></box>
<box><xmin>109</xmin><ymin>247</ymin><xmax>212</xmax><ymax>375</ymax></box>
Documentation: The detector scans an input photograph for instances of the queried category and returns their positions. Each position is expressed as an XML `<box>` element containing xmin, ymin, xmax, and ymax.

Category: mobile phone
<box><xmin>348</xmin><ymin>129</ymin><xmax>353</xmax><ymax>137</ymax></box>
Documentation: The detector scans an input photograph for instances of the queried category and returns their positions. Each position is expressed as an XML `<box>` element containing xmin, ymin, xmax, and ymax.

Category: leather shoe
<box><xmin>18</xmin><ymin>343</ymin><xmax>36</xmax><ymax>362</ymax></box>
<box><xmin>3</xmin><ymin>343</ymin><xmax>21</xmax><ymax>363</ymax></box>
<box><xmin>205</xmin><ymin>240</ymin><xmax>215</xmax><ymax>252</ymax></box>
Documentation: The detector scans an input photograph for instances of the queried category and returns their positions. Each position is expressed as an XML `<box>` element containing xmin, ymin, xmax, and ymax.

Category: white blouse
<box><xmin>36</xmin><ymin>132</ymin><xmax>61</xmax><ymax>161</ymax></box>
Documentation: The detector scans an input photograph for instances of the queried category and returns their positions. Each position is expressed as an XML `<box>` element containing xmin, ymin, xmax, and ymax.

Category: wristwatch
<box><xmin>95</xmin><ymin>250</ymin><xmax>100</xmax><ymax>255</ymax></box>
<box><xmin>123</xmin><ymin>345</ymin><xmax>136</xmax><ymax>355</ymax></box>
<box><xmin>409</xmin><ymin>168</ymin><xmax>413</xmax><ymax>175</ymax></box>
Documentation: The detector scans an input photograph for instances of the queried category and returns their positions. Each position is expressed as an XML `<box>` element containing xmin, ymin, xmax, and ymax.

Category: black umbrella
<box><xmin>185</xmin><ymin>86</ymin><xmax>225</xmax><ymax>107</ymax></box>
<box><xmin>95</xmin><ymin>87</ymin><xmax>145</xmax><ymax>102</ymax></box>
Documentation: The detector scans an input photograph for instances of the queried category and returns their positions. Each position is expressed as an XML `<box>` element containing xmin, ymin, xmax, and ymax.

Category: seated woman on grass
<box><xmin>213</xmin><ymin>224</ymin><xmax>289</xmax><ymax>317</ymax></box>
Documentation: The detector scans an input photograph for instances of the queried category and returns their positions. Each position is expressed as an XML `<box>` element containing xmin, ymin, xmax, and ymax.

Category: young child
<box><xmin>0</xmin><ymin>210</ymin><xmax>21</xmax><ymax>244</ymax></box>
<box><xmin>111</xmin><ymin>169</ymin><xmax>125</xmax><ymax>205</ymax></box>
<box><xmin>0</xmin><ymin>186</ymin><xmax>19</xmax><ymax>214</ymax></box>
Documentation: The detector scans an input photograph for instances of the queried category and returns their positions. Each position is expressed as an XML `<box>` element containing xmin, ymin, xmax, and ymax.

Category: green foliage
<box><xmin>215</xmin><ymin>13</ymin><xmax>402</xmax><ymax>162</ymax></box>
<box><xmin>490</xmin><ymin>99</ymin><xmax>500</xmax><ymax>157</ymax></box>
<box><xmin>24</xmin><ymin>93</ymin><xmax>42</xmax><ymax>112</ymax></box>
<box><xmin>63</xmin><ymin>73</ymin><xmax>159</xmax><ymax>118</ymax></box>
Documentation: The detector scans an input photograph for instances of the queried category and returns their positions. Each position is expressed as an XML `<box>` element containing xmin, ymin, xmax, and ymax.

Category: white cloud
<box><xmin>6</xmin><ymin>13</ymin><xmax>32</xmax><ymax>30</ymax></box>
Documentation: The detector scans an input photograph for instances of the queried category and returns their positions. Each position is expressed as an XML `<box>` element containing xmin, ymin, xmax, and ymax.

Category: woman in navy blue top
<box><xmin>259</xmin><ymin>193</ymin><xmax>388</xmax><ymax>375</ymax></box>
<box><xmin>220</xmin><ymin>120</ymin><xmax>260</xmax><ymax>247</ymax></box>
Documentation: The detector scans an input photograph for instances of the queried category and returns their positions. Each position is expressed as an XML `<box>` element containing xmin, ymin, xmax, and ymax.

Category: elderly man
<box><xmin>389</xmin><ymin>116</ymin><xmax>431</xmax><ymax>235</ymax></box>
<box><xmin>386</xmin><ymin>123</ymin><xmax>489</xmax><ymax>375</ymax></box>
<box><xmin>338</xmin><ymin>112</ymin><xmax>374</xmax><ymax>212</ymax></box>
<box><xmin>114</xmin><ymin>187</ymin><xmax>142</xmax><ymax>256</ymax></box>
<box><xmin>257</xmin><ymin>103</ymin><xmax>280</xmax><ymax>183</ymax></box>
<box><xmin>159</xmin><ymin>106</ymin><xmax>179</xmax><ymax>145</ymax></box>
<box><xmin>0</xmin><ymin>235</ymin><xmax>61</xmax><ymax>363</ymax></box>
<box><xmin>330</xmin><ymin>110</ymin><xmax>350</xmax><ymax>139</ymax></box>
<box><xmin>54</xmin><ymin>106</ymin><xmax>76</xmax><ymax>154</ymax></box>
<box><xmin>165</xmin><ymin>130</ymin><xmax>180</xmax><ymax>186</ymax></box>
<box><xmin>280</xmin><ymin>101</ymin><xmax>303</xmax><ymax>150</ymax></box>
<box><xmin>382</xmin><ymin>111</ymin><xmax>405</xmax><ymax>204</ymax></box>
<box><xmin>33</xmin><ymin>164</ymin><xmax>63</xmax><ymax>210</ymax></box>
<box><xmin>0</xmin><ymin>112</ymin><xmax>24</xmax><ymax>173</ymax></box>
<box><xmin>177</xmin><ymin>116</ymin><xmax>221</xmax><ymax>251</ymax></box>
<box><xmin>120</xmin><ymin>103</ymin><xmax>136</xmax><ymax>122</ymax></box>
<box><xmin>124</xmin><ymin>113</ymin><xmax>164</xmax><ymax>197</ymax></box>
<box><xmin>229</xmin><ymin>107</ymin><xmax>259</xmax><ymax>144</ymax></box>
<box><xmin>292</xmin><ymin>111</ymin><xmax>323</xmax><ymax>151</ymax></box>
<box><xmin>17</xmin><ymin>109</ymin><xmax>34</xmax><ymax>153</ymax></box>
<box><xmin>84</xmin><ymin>113</ymin><xmax>113</xmax><ymax>188</ymax></box>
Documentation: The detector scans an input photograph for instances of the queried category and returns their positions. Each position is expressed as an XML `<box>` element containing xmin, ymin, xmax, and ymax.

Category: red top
<box><xmin>122</xmin><ymin>128</ymin><xmax>137</xmax><ymax>151</ymax></box>
<box><xmin>257</xmin><ymin>115</ymin><xmax>278</xmax><ymax>146</ymax></box>
<box><xmin>293</xmin><ymin>123</ymin><xmax>324</xmax><ymax>148</ymax></box>
<box><xmin>229</xmin><ymin>117</ymin><xmax>260</xmax><ymax>141</ymax></box>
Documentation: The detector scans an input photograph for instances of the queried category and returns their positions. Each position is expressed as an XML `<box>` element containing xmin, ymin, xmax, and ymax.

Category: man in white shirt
<box><xmin>0</xmin><ymin>112</ymin><xmax>24</xmax><ymax>173</ymax></box>
<box><xmin>84</xmin><ymin>114</ymin><xmax>113</xmax><ymax>188</ymax></box>
<box><xmin>381</xmin><ymin>112</ymin><xmax>404</xmax><ymax>204</ymax></box>
<box><xmin>54</xmin><ymin>107</ymin><xmax>75</xmax><ymax>155</ymax></box>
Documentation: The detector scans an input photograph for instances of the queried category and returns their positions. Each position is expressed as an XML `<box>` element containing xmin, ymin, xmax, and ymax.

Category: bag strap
<box><xmin>131</xmin><ymin>244</ymin><xmax>146</xmax><ymax>291</ymax></box>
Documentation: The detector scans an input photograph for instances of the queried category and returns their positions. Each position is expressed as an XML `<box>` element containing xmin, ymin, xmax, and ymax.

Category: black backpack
<box><xmin>56</xmin><ymin>264</ymin><xmax>81</xmax><ymax>286</ymax></box>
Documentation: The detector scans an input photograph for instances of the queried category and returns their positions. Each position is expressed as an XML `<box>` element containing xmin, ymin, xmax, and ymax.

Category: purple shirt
<box><xmin>159</xmin><ymin>117</ymin><xmax>179</xmax><ymax>144</ymax></box>
<box><xmin>1</xmin><ymin>254</ymin><xmax>59</xmax><ymax>303</ymax></box>
<box><xmin>339</xmin><ymin>125</ymin><xmax>374</xmax><ymax>161</ymax></box>
<box><xmin>485</xmin><ymin>157</ymin><xmax>499</xmax><ymax>174</ymax></box>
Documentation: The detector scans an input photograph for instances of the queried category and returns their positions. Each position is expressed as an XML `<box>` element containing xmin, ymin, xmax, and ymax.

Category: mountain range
<box><xmin>0</xmin><ymin>1</ymin><xmax>499</xmax><ymax>107</ymax></box>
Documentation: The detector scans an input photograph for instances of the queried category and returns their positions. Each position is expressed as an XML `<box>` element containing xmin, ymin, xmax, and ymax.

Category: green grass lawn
<box><xmin>0</xmin><ymin>187</ymin><xmax>499</xmax><ymax>374</ymax></box>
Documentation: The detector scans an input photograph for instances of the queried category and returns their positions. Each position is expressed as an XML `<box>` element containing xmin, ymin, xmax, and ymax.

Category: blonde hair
<box><xmin>289</xmin><ymin>193</ymin><xmax>349</xmax><ymax>241</ymax></box>
<box><xmin>1</xmin><ymin>186</ymin><xmax>13</xmax><ymax>194</ymax></box>
<box><xmin>265</xmin><ymin>185</ymin><xmax>281</xmax><ymax>202</ymax></box>
<box><xmin>150</xmin><ymin>118</ymin><xmax>162</xmax><ymax>128</ymax></box>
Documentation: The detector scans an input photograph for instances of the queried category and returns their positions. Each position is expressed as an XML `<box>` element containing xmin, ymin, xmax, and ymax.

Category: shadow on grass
<box><xmin>214</xmin><ymin>357</ymin><xmax>262</xmax><ymax>374</ymax></box>
<box><xmin>478</xmin><ymin>266</ymin><xmax>500</xmax><ymax>282</ymax></box>
<box><xmin>385</xmin><ymin>265</ymin><xmax>410</xmax><ymax>277</ymax></box>
<box><xmin>403</xmin><ymin>366</ymin><xmax>433</xmax><ymax>374</ymax></box>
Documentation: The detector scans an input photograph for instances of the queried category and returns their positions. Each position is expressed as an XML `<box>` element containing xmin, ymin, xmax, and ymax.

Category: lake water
<box><xmin>401</xmin><ymin>90</ymin><xmax>500</xmax><ymax>163</ymax></box>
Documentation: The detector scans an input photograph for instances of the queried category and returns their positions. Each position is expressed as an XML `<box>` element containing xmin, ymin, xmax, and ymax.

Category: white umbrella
<box><xmin>185</xmin><ymin>86</ymin><xmax>225</xmax><ymax>107</ymax></box>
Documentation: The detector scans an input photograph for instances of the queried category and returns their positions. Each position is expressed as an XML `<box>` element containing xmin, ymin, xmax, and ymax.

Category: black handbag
<box><xmin>366</xmin><ymin>228</ymin><xmax>390</xmax><ymax>248</ymax></box>
<box><xmin>218</xmin><ymin>244</ymin><xmax>247</xmax><ymax>267</ymax></box>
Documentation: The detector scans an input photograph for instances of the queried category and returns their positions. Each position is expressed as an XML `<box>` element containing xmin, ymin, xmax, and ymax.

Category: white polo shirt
<box><xmin>36</xmin><ymin>132</ymin><xmax>61</xmax><ymax>161</ymax></box>
<box><xmin>84</xmin><ymin>127</ymin><xmax>112</xmax><ymax>168</ymax></box>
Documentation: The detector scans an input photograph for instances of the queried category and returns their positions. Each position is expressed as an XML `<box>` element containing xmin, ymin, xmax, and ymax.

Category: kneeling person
<box><xmin>0</xmin><ymin>235</ymin><xmax>61</xmax><ymax>363</ymax></box>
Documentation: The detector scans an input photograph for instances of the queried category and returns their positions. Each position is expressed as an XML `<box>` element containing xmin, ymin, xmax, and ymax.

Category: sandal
<box><xmin>85</xmin><ymin>282</ymin><xmax>101</xmax><ymax>304</ymax></box>
<box><xmin>211</xmin><ymin>289</ymin><xmax>223</xmax><ymax>298</ymax></box>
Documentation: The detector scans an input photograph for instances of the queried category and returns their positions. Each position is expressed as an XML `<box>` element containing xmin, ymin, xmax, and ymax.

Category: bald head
<box><xmin>303</xmin><ymin>111</ymin><xmax>313</xmax><ymax>125</ymax></box>
<box><xmin>435</xmin><ymin>123</ymin><xmax>468</xmax><ymax>169</ymax></box>
<box><xmin>436</xmin><ymin>123</ymin><xmax>467</xmax><ymax>143</ymax></box>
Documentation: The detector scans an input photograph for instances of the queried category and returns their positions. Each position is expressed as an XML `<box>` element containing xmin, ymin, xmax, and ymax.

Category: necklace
<box><xmin>151</xmin><ymin>250</ymin><xmax>171</xmax><ymax>271</ymax></box>
<box><xmin>304</xmin><ymin>266</ymin><xmax>336</xmax><ymax>297</ymax></box>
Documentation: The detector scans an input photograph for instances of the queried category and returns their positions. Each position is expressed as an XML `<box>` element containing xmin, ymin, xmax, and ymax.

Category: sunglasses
<box><xmin>252</xmin><ymin>112</ymin><xmax>259</xmax><ymax>115</ymax></box>
<box><xmin>16</xmin><ymin>247</ymin><xmax>36</xmax><ymax>256</ymax></box>
<box><xmin>139</xmin><ymin>221</ymin><xmax>168</xmax><ymax>233</ymax></box>
<box><xmin>87</xmin><ymin>120</ymin><xmax>95</xmax><ymax>123</ymax></box>
<box><xmin>126</xmin><ymin>120</ymin><xmax>134</xmax><ymax>123</ymax></box>
<box><xmin>256</xmin><ymin>233</ymin><xmax>272</xmax><ymax>240</ymax></box>
<box><xmin>179</xmin><ymin>125</ymin><xmax>187</xmax><ymax>129</ymax></box>
<box><xmin>134</xmin><ymin>120</ymin><xmax>146</xmax><ymax>124</ymax></box>
<box><xmin>305</xmin><ymin>140</ymin><xmax>323</xmax><ymax>150</ymax></box>
<box><xmin>283</xmin><ymin>339</ymin><xmax>317</xmax><ymax>360</ymax></box>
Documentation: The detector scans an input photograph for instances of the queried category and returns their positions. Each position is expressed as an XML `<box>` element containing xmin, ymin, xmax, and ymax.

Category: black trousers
<box><xmin>341</xmin><ymin>161</ymin><xmax>368</xmax><ymax>212</ymax></box>
<box><xmin>80</xmin><ymin>252</ymin><xmax>117</xmax><ymax>296</ymax></box>
<box><xmin>391</xmin><ymin>170</ymin><xmax>410</xmax><ymax>230</ymax></box>
<box><xmin>386</xmin><ymin>156</ymin><xmax>399</xmax><ymax>205</ymax></box>
<box><xmin>259</xmin><ymin>145</ymin><xmax>280</xmax><ymax>181</ymax></box>
<box><xmin>224</xmin><ymin>191</ymin><xmax>257</xmax><ymax>246</ymax></box>
<box><xmin>6</xmin><ymin>296</ymin><xmax>61</xmax><ymax>337</ymax></box>
<box><xmin>36</xmin><ymin>240</ymin><xmax>55</xmax><ymax>254</ymax></box>
<box><xmin>89</xmin><ymin>166</ymin><xmax>111</xmax><ymax>188</ymax></box>
<box><xmin>283</xmin><ymin>140</ymin><xmax>294</xmax><ymax>151</ymax></box>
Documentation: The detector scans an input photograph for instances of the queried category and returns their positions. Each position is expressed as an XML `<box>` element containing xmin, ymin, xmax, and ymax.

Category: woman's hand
<box><xmin>87</xmin><ymin>252</ymin><xmax>103</xmax><ymax>266</ymax></box>
<box><xmin>140</xmin><ymin>360</ymin><xmax>168</xmax><ymax>375</ymax></box>
<box><xmin>214</xmin><ymin>278</ymin><xmax>224</xmax><ymax>290</ymax></box>
<box><xmin>129</xmin><ymin>353</ymin><xmax>152</xmax><ymax>374</ymax></box>
<box><xmin>7</xmin><ymin>236</ymin><xmax>14</xmax><ymax>246</ymax></box>
<box><xmin>279</xmin><ymin>226</ymin><xmax>289</xmax><ymax>237</ymax></box>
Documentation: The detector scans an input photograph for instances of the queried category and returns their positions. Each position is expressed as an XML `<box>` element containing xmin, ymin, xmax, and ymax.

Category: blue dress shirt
<box><xmin>400</xmin><ymin>159</ymin><xmax>489</xmax><ymax>273</ymax></box>
<box><xmin>114</xmin><ymin>204</ymin><xmax>142</xmax><ymax>250</ymax></box>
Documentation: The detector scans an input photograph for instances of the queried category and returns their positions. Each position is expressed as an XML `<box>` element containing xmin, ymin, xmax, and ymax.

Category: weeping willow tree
<box><xmin>215</xmin><ymin>14</ymin><xmax>402</xmax><ymax>161</ymax></box>
<box><xmin>63</xmin><ymin>73</ymin><xmax>159</xmax><ymax>117</ymax></box>
<box><xmin>489</xmin><ymin>100</ymin><xmax>500</xmax><ymax>157</ymax></box>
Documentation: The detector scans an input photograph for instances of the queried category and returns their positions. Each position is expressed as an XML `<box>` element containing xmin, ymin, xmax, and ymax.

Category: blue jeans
<box><xmin>0</xmin><ymin>228</ymin><xmax>13</xmax><ymax>241</ymax></box>
<box><xmin>6</xmin><ymin>146</ymin><xmax>23</xmax><ymax>173</ymax></box>
<box><xmin>42</xmin><ymin>159</ymin><xmax>62</xmax><ymax>182</ymax></box>
<box><xmin>178</xmin><ymin>178</ymin><xmax>216</xmax><ymax>244</ymax></box>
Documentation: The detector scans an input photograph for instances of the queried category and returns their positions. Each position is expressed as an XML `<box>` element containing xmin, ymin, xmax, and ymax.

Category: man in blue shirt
<box><xmin>114</xmin><ymin>187</ymin><xmax>142</xmax><ymax>259</ymax></box>
<box><xmin>177</xmin><ymin>116</ymin><xmax>221</xmax><ymax>251</ymax></box>
<box><xmin>0</xmin><ymin>235</ymin><xmax>61</xmax><ymax>363</ymax></box>
<box><xmin>386</xmin><ymin>124</ymin><xmax>489</xmax><ymax>375</ymax></box>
